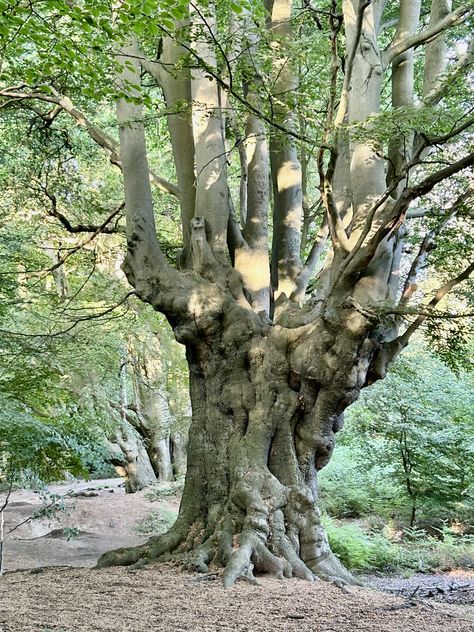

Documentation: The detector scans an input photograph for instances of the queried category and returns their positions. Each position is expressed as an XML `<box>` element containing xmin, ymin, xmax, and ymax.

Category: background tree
<box><xmin>328</xmin><ymin>344</ymin><xmax>474</xmax><ymax>528</ymax></box>
<box><xmin>0</xmin><ymin>110</ymin><xmax>190</xmax><ymax>493</ymax></box>
<box><xmin>0</xmin><ymin>0</ymin><xmax>473</xmax><ymax>585</ymax></box>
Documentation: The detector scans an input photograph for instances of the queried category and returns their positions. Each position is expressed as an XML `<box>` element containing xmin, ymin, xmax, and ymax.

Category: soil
<box><xmin>0</xmin><ymin>478</ymin><xmax>179</xmax><ymax>571</ymax></box>
<box><xmin>364</xmin><ymin>571</ymin><xmax>474</xmax><ymax>606</ymax></box>
<box><xmin>1</xmin><ymin>480</ymin><xmax>473</xmax><ymax>632</ymax></box>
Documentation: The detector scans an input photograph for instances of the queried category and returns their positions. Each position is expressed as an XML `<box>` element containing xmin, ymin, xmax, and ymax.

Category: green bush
<box><xmin>319</xmin><ymin>446</ymin><xmax>404</xmax><ymax>520</ymax></box>
<box><xmin>323</xmin><ymin>515</ymin><xmax>474</xmax><ymax>573</ymax></box>
<box><xmin>322</xmin><ymin>515</ymin><xmax>400</xmax><ymax>571</ymax></box>
<box><xmin>135</xmin><ymin>508</ymin><xmax>177</xmax><ymax>535</ymax></box>
<box><xmin>400</xmin><ymin>529</ymin><xmax>474</xmax><ymax>572</ymax></box>
<box><xmin>341</xmin><ymin>345</ymin><xmax>474</xmax><ymax>527</ymax></box>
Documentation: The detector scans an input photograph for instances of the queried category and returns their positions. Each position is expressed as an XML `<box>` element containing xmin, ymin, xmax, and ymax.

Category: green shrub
<box><xmin>135</xmin><ymin>508</ymin><xmax>177</xmax><ymax>535</ymax></box>
<box><xmin>323</xmin><ymin>515</ymin><xmax>474</xmax><ymax>573</ymax></box>
<box><xmin>319</xmin><ymin>446</ymin><xmax>404</xmax><ymax>520</ymax></box>
<box><xmin>342</xmin><ymin>346</ymin><xmax>474</xmax><ymax>527</ymax></box>
<box><xmin>400</xmin><ymin>529</ymin><xmax>474</xmax><ymax>572</ymax></box>
<box><xmin>322</xmin><ymin>515</ymin><xmax>400</xmax><ymax>571</ymax></box>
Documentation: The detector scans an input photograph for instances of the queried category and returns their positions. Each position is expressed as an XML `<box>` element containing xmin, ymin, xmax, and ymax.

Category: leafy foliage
<box><xmin>321</xmin><ymin>344</ymin><xmax>474</xmax><ymax>527</ymax></box>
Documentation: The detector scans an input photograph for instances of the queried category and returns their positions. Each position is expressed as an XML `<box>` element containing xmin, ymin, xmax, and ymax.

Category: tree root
<box><xmin>96</xmin><ymin>486</ymin><xmax>359</xmax><ymax>588</ymax></box>
<box><xmin>95</xmin><ymin>523</ymin><xmax>187</xmax><ymax>570</ymax></box>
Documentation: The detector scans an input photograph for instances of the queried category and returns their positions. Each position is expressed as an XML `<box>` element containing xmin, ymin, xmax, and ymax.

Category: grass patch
<box><xmin>135</xmin><ymin>507</ymin><xmax>177</xmax><ymax>535</ymax></box>
<box><xmin>144</xmin><ymin>479</ymin><xmax>184</xmax><ymax>502</ymax></box>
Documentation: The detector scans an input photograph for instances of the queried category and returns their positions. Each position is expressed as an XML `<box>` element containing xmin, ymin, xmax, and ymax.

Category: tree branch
<box><xmin>401</xmin><ymin>152</ymin><xmax>474</xmax><ymax>205</ymax></box>
<box><xmin>115</xmin><ymin>42</ymin><xmax>173</xmax><ymax>292</ymax></box>
<box><xmin>397</xmin><ymin>259</ymin><xmax>474</xmax><ymax>345</ymax></box>
<box><xmin>383</xmin><ymin>4</ymin><xmax>472</xmax><ymax>67</ymax></box>
<box><xmin>43</xmin><ymin>189</ymin><xmax>124</xmax><ymax>234</ymax></box>
<box><xmin>399</xmin><ymin>192</ymin><xmax>469</xmax><ymax>306</ymax></box>
<box><xmin>423</xmin><ymin>36</ymin><xmax>474</xmax><ymax>106</ymax></box>
<box><xmin>0</xmin><ymin>87</ymin><xmax>179</xmax><ymax>197</ymax></box>
<box><xmin>334</xmin><ymin>0</ymin><xmax>371</xmax><ymax>127</ymax></box>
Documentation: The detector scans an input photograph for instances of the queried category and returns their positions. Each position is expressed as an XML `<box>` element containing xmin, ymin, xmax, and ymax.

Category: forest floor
<box><xmin>1</xmin><ymin>480</ymin><xmax>473</xmax><ymax>632</ymax></box>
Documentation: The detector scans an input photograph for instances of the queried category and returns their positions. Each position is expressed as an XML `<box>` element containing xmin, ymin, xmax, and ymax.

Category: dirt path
<box><xmin>1</xmin><ymin>480</ymin><xmax>473</xmax><ymax>631</ymax></box>
<box><xmin>0</xmin><ymin>478</ymin><xmax>177</xmax><ymax>572</ymax></box>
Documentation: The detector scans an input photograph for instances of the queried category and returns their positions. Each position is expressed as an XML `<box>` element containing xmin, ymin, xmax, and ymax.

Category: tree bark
<box><xmin>98</xmin><ymin>283</ymin><xmax>379</xmax><ymax>585</ymax></box>
<box><xmin>107</xmin><ymin>418</ymin><xmax>158</xmax><ymax>493</ymax></box>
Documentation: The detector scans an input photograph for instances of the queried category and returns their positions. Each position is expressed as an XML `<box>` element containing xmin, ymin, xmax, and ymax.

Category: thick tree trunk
<box><xmin>98</xmin><ymin>0</ymin><xmax>473</xmax><ymax>586</ymax></box>
<box><xmin>98</xmin><ymin>300</ymin><xmax>371</xmax><ymax>585</ymax></box>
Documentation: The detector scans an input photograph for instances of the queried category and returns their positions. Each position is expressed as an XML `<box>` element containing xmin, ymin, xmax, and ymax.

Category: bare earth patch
<box><xmin>0</xmin><ymin>479</ymin><xmax>178</xmax><ymax>572</ymax></box>
<box><xmin>1</xmin><ymin>565</ymin><xmax>474</xmax><ymax>632</ymax></box>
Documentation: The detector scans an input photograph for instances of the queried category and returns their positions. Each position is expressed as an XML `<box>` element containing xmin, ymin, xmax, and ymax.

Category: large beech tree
<box><xmin>1</xmin><ymin>0</ymin><xmax>474</xmax><ymax>585</ymax></box>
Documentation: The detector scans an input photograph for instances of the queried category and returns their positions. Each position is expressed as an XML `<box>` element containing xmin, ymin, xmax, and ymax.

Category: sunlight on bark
<box><xmin>234</xmin><ymin>250</ymin><xmax>271</xmax><ymax>293</ymax></box>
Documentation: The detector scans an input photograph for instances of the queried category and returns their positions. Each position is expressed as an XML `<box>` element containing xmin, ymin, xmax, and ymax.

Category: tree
<box><xmin>1</xmin><ymin>0</ymin><xmax>473</xmax><ymax>585</ymax></box>
<box><xmin>0</xmin><ymin>113</ymin><xmax>189</xmax><ymax>492</ymax></box>
<box><xmin>345</xmin><ymin>345</ymin><xmax>474</xmax><ymax>527</ymax></box>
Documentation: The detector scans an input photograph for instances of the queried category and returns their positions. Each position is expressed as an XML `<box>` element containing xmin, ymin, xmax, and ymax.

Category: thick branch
<box><xmin>140</xmin><ymin>36</ymin><xmax>196</xmax><ymax>263</ymax></box>
<box><xmin>269</xmin><ymin>0</ymin><xmax>304</xmax><ymax>300</ymax></box>
<box><xmin>402</xmin><ymin>153</ymin><xmax>474</xmax><ymax>204</ymax></box>
<box><xmin>115</xmin><ymin>44</ymin><xmax>171</xmax><ymax>294</ymax></box>
<box><xmin>320</xmin><ymin>165</ymin><xmax>351</xmax><ymax>253</ymax></box>
<box><xmin>190</xmin><ymin>1</ymin><xmax>230</xmax><ymax>256</ymax></box>
<box><xmin>334</xmin><ymin>0</ymin><xmax>371</xmax><ymax>127</ymax></box>
<box><xmin>338</xmin><ymin>148</ymin><xmax>474</xmax><ymax>282</ymax></box>
<box><xmin>423</xmin><ymin>36</ymin><xmax>474</xmax><ymax>106</ymax></box>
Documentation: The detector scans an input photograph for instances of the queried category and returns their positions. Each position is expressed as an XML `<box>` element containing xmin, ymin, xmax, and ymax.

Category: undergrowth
<box><xmin>135</xmin><ymin>508</ymin><xmax>177</xmax><ymax>535</ymax></box>
<box><xmin>323</xmin><ymin>515</ymin><xmax>474</xmax><ymax>573</ymax></box>
<box><xmin>144</xmin><ymin>479</ymin><xmax>185</xmax><ymax>502</ymax></box>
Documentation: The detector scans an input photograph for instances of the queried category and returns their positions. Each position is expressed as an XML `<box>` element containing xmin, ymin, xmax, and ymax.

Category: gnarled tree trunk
<box><xmin>2</xmin><ymin>0</ymin><xmax>472</xmax><ymax>585</ymax></box>
<box><xmin>93</xmin><ymin>0</ymin><xmax>474</xmax><ymax>585</ymax></box>
<box><xmin>107</xmin><ymin>418</ymin><xmax>158</xmax><ymax>493</ymax></box>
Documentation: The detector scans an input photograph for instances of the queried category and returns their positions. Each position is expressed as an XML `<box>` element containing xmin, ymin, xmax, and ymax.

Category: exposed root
<box><xmin>184</xmin><ymin>536</ymin><xmax>216</xmax><ymax>574</ymax></box>
<box><xmin>96</xmin><ymin>482</ymin><xmax>358</xmax><ymax>588</ymax></box>
<box><xmin>95</xmin><ymin>523</ymin><xmax>187</xmax><ymax>570</ymax></box>
<box><xmin>223</xmin><ymin>530</ymin><xmax>256</xmax><ymax>588</ymax></box>
<box><xmin>305</xmin><ymin>550</ymin><xmax>360</xmax><ymax>586</ymax></box>
<box><xmin>96</xmin><ymin>542</ymin><xmax>148</xmax><ymax>569</ymax></box>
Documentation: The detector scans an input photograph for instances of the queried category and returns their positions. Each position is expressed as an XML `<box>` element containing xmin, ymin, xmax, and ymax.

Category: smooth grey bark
<box><xmin>107</xmin><ymin>418</ymin><xmax>158</xmax><ymax>493</ymax></box>
<box><xmin>268</xmin><ymin>0</ymin><xmax>304</xmax><ymax>301</ymax></box>
<box><xmin>190</xmin><ymin>2</ymin><xmax>230</xmax><ymax>257</ymax></box>
<box><xmin>129</xmin><ymin>339</ymin><xmax>174</xmax><ymax>482</ymax></box>
<box><xmin>141</xmin><ymin>35</ymin><xmax>196</xmax><ymax>265</ymax></box>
